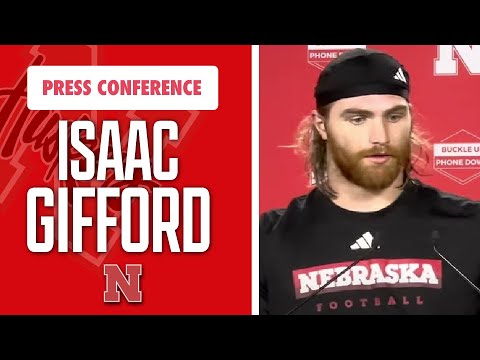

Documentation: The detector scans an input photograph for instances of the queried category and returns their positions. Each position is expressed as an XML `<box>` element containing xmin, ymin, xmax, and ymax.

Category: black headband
<box><xmin>314</xmin><ymin>48</ymin><xmax>410</xmax><ymax>107</ymax></box>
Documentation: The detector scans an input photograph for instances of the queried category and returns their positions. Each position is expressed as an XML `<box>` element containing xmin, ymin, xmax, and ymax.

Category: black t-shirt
<box><xmin>259</xmin><ymin>180</ymin><xmax>480</xmax><ymax>315</ymax></box>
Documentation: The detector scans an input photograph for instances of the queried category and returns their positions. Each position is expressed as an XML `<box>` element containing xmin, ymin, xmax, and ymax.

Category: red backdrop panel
<box><xmin>260</xmin><ymin>45</ymin><xmax>480</xmax><ymax>213</ymax></box>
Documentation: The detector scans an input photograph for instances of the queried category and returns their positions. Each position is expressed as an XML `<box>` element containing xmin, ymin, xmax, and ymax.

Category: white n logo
<box><xmin>434</xmin><ymin>45</ymin><xmax>480</xmax><ymax>75</ymax></box>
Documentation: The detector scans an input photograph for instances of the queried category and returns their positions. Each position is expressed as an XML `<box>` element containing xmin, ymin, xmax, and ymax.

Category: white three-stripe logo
<box><xmin>393</xmin><ymin>67</ymin><xmax>407</xmax><ymax>83</ymax></box>
<box><xmin>350</xmin><ymin>231</ymin><xmax>374</xmax><ymax>250</ymax></box>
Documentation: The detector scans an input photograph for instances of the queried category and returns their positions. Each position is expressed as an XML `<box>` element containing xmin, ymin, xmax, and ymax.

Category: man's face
<box><xmin>321</xmin><ymin>94</ymin><xmax>412</xmax><ymax>191</ymax></box>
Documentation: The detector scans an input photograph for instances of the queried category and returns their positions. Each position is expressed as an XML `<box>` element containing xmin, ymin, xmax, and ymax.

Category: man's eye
<box><xmin>349</xmin><ymin>116</ymin><xmax>366</xmax><ymax>125</ymax></box>
<box><xmin>388</xmin><ymin>114</ymin><xmax>404</xmax><ymax>122</ymax></box>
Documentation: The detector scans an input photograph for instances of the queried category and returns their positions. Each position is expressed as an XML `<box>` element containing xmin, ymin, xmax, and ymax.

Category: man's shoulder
<box><xmin>413</xmin><ymin>179</ymin><xmax>480</xmax><ymax>218</ymax></box>
<box><xmin>259</xmin><ymin>193</ymin><xmax>309</xmax><ymax>235</ymax></box>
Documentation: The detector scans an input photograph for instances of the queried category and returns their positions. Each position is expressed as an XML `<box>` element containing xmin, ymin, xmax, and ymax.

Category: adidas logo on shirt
<box><xmin>350</xmin><ymin>231</ymin><xmax>375</xmax><ymax>250</ymax></box>
<box><xmin>393</xmin><ymin>67</ymin><xmax>407</xmax><ymax>83</ymax></box>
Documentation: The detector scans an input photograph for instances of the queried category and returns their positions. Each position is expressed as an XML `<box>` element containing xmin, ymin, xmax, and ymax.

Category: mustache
<box><xmin>358</xmin><ymin>145</ymin><xmax>399</xmax><ymax>157</ymax></box>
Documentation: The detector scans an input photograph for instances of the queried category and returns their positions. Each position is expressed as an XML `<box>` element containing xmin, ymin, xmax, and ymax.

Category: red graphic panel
<box><xmin>0</xmin><ymin>45</ymin><xmax>252</xmax><ymax>315</ymax></box>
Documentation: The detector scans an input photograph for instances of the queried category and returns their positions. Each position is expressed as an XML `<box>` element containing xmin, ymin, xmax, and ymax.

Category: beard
<box><xmin>328</xmin><ymin>135</ymin><xmax>411</xmax><ymax>192</ymax></box>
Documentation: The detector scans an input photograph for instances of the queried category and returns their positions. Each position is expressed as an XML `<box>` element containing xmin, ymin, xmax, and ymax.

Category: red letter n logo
<box><xmin>104</xmin><ymin>264</ymin><xmax>143</xmax><ymax>303</ymax></box>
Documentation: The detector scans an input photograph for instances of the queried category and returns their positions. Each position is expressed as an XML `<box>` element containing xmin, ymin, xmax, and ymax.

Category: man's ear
<box><xmin>313</xmin><ymin>110</ymin><xmax>328</xmax><ymax>141</ymax></box>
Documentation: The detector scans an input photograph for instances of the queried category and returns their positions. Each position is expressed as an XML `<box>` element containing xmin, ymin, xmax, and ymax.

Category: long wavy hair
<box><xmin>294</xmin><ymin>104</ymin><xmax>432</xmax><ymax>198</ymax></box>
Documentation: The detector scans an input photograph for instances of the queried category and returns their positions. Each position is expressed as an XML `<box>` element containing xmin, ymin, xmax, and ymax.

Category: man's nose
<box><xmin>369</xmin><ymin>118</ymin><xmax>390</xmax><ymax>145</ymax></box>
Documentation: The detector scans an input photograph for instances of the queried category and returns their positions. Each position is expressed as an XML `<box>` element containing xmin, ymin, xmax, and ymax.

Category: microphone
<box><xmin>431</xmin><ymin>230</ymin><xmax>480</xmax><ymax>296</ymax></box>
<box><xmin>286</xmin><ymin>233</ymin><xmax>381</xmax><ymax>315</ymax></box>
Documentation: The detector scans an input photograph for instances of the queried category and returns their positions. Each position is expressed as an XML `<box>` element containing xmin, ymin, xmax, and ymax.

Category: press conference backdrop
<box><xmin>260</xmin><ymin>45</ymin><xmax>480</xmax><ymax>213</ymax></box>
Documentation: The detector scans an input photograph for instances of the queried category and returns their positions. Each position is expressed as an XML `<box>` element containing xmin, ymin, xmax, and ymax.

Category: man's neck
<box><xmin>328</xmin><ymin>171</ymin><xmax>405</xmax><ymax>213</ymax></box>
